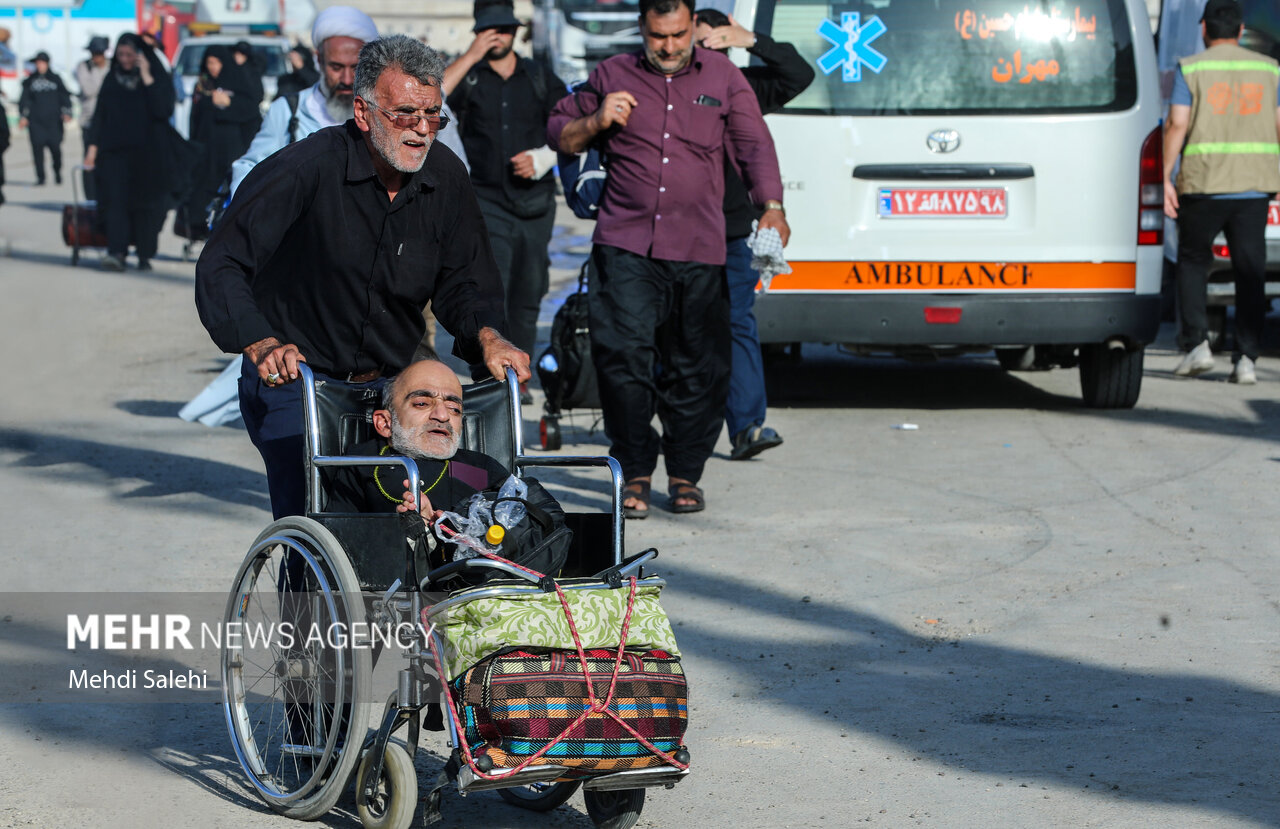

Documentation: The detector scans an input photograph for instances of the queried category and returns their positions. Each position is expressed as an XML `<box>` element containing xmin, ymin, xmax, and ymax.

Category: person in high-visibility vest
<box><xmin>1163</xmin><ymin>0</ymin><xmax>1280</xmax><ymax>385</ymax></box>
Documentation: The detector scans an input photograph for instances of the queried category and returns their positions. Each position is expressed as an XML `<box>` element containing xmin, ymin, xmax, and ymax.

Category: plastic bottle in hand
<box><xmin>491</xmin><ymin>475</ymin><xmax>528</xmax><ymax>531</ymax></box>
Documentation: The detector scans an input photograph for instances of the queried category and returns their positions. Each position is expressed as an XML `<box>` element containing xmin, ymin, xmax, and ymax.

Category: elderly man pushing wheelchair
<box><xmin>196</xmin><ymin>36</ymin><xmax>529</xmax><ymax>522</ymax></box>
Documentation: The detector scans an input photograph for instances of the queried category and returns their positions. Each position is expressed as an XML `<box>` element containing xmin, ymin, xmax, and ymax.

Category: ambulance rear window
<box><xmin>758</xmin><ymin>0</ymin><xmax>1138</xmax><ymax>115</ymax></box>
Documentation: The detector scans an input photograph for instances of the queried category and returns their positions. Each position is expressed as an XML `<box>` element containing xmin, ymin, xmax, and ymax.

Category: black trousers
<box><xmin>1175</xmin><ymin>195</ymin><xmax>1269</xmax><ymax>360</ymax></box>
<box><xmin>80</xmin><ymin>132</ymin><xmax>97</xmax><ymax>201</ymax></box>
<box><xmin>96</xmin><ymin>150</ymin><xmax>167</xmax><ymax>260</ymax></box>
<box><xmin>477</xmin><ymin>195</ymin><xmax>556</xmax><ymax>358</ymax></box>
<box><xmin>30</xmin><ymin>127</ymin><xmax>62</xmax><ymax>183</ymax></box>
<box><xmin>588</xmin><ymin>244</ymin><xmax>730</xmax><ymax>485</ymax></box>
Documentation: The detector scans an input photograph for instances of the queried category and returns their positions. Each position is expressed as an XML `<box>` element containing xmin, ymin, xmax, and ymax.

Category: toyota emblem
<box><xmin>926</xmin><ymin>129</ymin><xmax>961</xmax><ymax>154</ymax></box>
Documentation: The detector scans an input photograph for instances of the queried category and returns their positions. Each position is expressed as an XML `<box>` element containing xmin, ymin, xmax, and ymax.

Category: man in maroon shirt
<box><xmin>547</xmin><ymin>0</ymin><xmax>788</xmax><ymax>517</ymax></box>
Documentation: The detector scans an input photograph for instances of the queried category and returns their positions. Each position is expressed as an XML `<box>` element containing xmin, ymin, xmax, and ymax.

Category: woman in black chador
<box><xmin>84</xmin><ymin>33</ymin><xmax>177</xmax><ymax>271</ymax></box>
<box><xmin>183</xmin><ymin>44</ymin><xmax>259</xmax><ymax>244</ymax></box>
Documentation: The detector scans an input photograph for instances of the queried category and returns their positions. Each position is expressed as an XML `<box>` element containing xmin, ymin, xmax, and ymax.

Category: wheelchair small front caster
<box><xmin>355</xmin><ymin>743</ymin><xmax>417</xmax><ymax>829</ymax></box>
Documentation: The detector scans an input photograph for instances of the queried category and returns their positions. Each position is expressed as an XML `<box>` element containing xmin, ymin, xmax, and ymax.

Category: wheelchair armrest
<box><xmin>422</xmin><ymin>556</ymin><xmax>550</xmax><ymax>591</ymax></box>
<box><xmin>514</xmin><ymin>453</ymin><xmax>624</xmax><ymax>567</ymax></box>
<box><xmin>310</xmin><ymin>454</ymin><xmax>423</xmax><ymax>512</ymax></box>
<box><xmin>592</xmin><ymin>548</ymin><xmax>658</xmax><ymax>586</ymax></box>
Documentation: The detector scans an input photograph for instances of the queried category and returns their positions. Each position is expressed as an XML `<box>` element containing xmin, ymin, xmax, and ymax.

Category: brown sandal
<box><xmin>622</xmin><ymin>479</ymin><xmax>650</xmax><ymax>519</ymax></box>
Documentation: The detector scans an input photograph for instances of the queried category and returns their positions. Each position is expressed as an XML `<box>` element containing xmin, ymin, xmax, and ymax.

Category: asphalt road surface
<box><xmin>1</xmin><ymin>158</ymin><xmax>1278</xmax><ymax>829</ymax></box>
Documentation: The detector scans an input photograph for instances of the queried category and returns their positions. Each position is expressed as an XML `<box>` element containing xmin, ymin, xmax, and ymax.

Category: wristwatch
<box><xmin>762</xmin><ymin>200</ymin><xmax>785</xmax><ymax>215</ymax></box>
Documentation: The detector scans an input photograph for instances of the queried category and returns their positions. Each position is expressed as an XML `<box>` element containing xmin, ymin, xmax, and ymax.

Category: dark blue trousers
<box><xmin>724</xmin><ymin>236</ymin><xmax>768</xmax><ymax>438</ymax></box>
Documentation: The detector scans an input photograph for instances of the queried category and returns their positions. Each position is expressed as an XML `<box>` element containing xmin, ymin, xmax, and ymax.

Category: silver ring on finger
<box><xmin>615</xmin><ymin>104</ymin><xmax>623</xmax><ymax>112</ymax></box>
<box><xmin>267</xmin><ymin>373</ymin><xmax>281</xmax><ymax>383</ymax></box>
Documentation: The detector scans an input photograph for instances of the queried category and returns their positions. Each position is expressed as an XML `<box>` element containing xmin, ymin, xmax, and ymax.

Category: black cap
<box><xmin>233</xmin><ymin>40</ymin><xmax>253</xmax><ymax>55</ymax></box>
<box><xmin>31</xmin><ymin>51</ymin><xmax>50</xmax><ymax>63</ymax></box>
<box><xmin>1200</xmin><ymin>0</ymin><xmax>1242</xmax><ymax>24</ymax></box>
<box><xmin>473</xmin><ymin>0</ymin><xmax>520</xmax><ymax>32</ymax></box>
<box><xmin>87</xmin><ymin>35</ymin><xmax>109</xmax><ymax>54</ymax></box>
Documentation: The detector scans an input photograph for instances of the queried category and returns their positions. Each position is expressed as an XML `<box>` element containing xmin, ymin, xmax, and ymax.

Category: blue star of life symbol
<box><xmin>817</xmin><ymin>12</ymin><xmax>887</xmax><ymax>83</ymax></box>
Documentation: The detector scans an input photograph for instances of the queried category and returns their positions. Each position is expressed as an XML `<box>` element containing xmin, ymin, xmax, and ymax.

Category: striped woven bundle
<box><xmin>455</xmin><ymin>648</ymin><xmax>688</xmax><ymax>774</ymax></box>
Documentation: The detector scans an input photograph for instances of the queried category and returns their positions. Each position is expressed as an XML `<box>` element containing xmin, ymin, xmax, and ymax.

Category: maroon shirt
<box><xmin>547</xmin><ymin>48</ymin><xmax>783</xmax><ymax>266</ymax></box>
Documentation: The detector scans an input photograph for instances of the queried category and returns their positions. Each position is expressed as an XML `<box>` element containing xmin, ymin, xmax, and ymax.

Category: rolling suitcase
<box><xmin>62</xmin><ymin>165</ymin><xmax>108</xmax><ymax>266</ymax></box>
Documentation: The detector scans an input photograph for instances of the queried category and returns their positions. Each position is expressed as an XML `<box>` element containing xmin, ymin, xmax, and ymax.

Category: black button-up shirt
<box><xmin>447</xmin><ymin>57</ymin><xmax>567</xmax><ymax>214</ymax></box>
<box><xmin>195</xmin><ymin>120</ymin><xmax>506</xmax><ymax>374</ymax></box>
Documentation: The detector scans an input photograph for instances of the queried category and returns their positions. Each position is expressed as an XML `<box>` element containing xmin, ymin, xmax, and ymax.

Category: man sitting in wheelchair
<box><xmin>325</xmin><ymin>358</ymin><xmax>568</xmax><ymax>575</ymax></box>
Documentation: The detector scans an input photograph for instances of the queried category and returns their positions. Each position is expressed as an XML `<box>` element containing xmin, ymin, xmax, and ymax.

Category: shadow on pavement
<box><xmin>0</xmin><ymin>427</ymin><xmax>269</xmax><ymax>511</ymax></box>
<box><xmin>658</xmin><ymin>562</ymin><xmax>1280</xmax><ymax>826</ymax></box>
<box><xmin>116</xmin><ymin>400</ymin><xmax>186</xmax><ymax>419</ymax></box>
<box><xmin>763</xmin><ymin>348</ymin><xmax>1280</xmax><ymax>445</ymax></box>
<box><xmin>4</xmin><ymin>246</ymin><xmax>193</xmax><ymax>283</ymax></box>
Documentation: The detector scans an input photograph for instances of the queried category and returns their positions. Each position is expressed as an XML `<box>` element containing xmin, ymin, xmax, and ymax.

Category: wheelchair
<box><xmin>220</xmin><ymin>364</ymin><xmax>689</xmax><ymax>829</ymax></box>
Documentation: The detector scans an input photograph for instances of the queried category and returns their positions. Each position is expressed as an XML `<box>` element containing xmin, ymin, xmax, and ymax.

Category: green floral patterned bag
<box><xmin>429</xmin><ymin>577</ymin><xmax>680</xmax><ymax>680</ymax></box>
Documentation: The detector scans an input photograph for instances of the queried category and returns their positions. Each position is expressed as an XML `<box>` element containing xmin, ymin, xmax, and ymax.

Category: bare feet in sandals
<box><xmin>667</xmin><ymin>478</ymin><xmax>705</xmax><ymax>513</ymax></box>
<box><xmin>623</xmin><ymin>477</ymin><xmax>651</xmax><ymax>519</ymax></box>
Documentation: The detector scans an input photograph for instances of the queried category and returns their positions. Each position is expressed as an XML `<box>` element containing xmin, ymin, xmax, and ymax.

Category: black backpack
<box><xmin>538</xmin><ymin>262</ymin><xmax>600</xmax><ymax>413</ymax></box>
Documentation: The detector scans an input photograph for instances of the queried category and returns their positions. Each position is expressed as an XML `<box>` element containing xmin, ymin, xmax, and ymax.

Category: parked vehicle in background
<box><xmin>531</xmin><ymin>0</ymin><xmax>642</xmax><ymax>84</ymax></box>
<box><xmin>731</xmin><ymin>0</ymin><xmax>1165</xmax><ymax>408</ymax></box>
<box><xmin>171</xmin><ymin>32</ymin><xmax>290</xmax><ymax>139</ymax></box>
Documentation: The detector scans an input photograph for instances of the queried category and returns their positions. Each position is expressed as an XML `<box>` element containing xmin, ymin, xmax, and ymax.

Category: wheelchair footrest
<box><xmin>456</xmin><ymin>763</ymin><xmax>571</xmax><ymax>793</ymax></box>
<box><xmin>580</xmin><ymin>766</ymin><xmax>690</xmax><ymax>791</ymax></box>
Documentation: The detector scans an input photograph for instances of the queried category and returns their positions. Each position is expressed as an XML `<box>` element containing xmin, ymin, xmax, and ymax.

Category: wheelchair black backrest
<box><xmin>305</xmin><ymin>365</ymin><xmax>619</xmax><ymax>591</ymax></box>
<box><xmin>308</xmin><ymin>373</ymin><xmax>515</xmax><ymax>471</ymax></box>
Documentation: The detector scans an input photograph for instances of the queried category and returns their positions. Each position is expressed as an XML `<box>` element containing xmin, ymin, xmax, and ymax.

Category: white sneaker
<box><xmin>1230</xmin><ymin>356</ymin><xmax>1257</xmax><ymax>385</ymax></box>
<box><xmin>1174</xmin><ymin>340</ymin><xmax>1215</xmax><ymax>377</ymax></box>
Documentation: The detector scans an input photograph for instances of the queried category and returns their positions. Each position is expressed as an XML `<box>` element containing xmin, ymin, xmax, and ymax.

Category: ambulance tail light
<box><xmin>924</xmin><ymin>307</ymin><xmax>962</xmax><ymax>324</ymax></box>
<box><xmin>1138</xmin><ymin>127</ymin><xmax>1163</xmax><ymax>246</ymax></box>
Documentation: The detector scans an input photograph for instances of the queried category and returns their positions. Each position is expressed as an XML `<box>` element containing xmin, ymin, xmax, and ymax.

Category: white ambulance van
<box><xmin>733</xmin><ymin>0</ymin><xmax>1164</xmax><ymax>407</ymax></box>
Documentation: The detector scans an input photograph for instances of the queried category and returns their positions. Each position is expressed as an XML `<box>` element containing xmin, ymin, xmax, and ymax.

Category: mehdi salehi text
<box><xmin>69</xmin><ymin>668</ymin><xmax>208</xmax><ymax>690</ymax></box>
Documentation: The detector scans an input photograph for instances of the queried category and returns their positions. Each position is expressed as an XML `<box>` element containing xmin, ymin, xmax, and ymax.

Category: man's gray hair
<box><xmin>354</xmin><ymin>35</ymin><xmax>445</xmax><ymax>103</ymax></box>
<box><xmin>380</xmin><ymin>374</ymin><xmax>400</xmax><ymax>410</ymax></box>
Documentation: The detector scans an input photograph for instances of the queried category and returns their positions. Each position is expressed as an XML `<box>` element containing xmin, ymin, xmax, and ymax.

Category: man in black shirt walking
<box><xmin>196</xmin><ymin>35</ymin><xmax>528</xmax><ymax>520</ymax></box>
<box><xmin>444</xmin><ymin>0</ymin><xmax>568</xmax><ymax>401</ymax></box>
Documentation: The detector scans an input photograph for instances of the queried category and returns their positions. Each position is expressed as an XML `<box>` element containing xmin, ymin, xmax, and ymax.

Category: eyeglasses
<box><xmin>364</xmin><ymin>99</ymin><xmax>451</xmax><ymax>131</ymax></box>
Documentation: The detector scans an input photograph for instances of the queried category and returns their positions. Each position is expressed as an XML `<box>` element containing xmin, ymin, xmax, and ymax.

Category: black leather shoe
<box><xmin>730</xmin><ymin>425</ymin><xmax>783</xmax><ymax>460</ymax></box>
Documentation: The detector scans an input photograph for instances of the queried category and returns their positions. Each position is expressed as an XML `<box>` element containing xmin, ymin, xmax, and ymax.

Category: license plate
<box><xmin>879</xmin><ymin>188</ymin><xmax>1008</xmax><ymax>218</ymax></box>
<box><xmin>1269</xmin><ymin>201</ymin><xmax>1279</xmax><ymax>226</ymax></box>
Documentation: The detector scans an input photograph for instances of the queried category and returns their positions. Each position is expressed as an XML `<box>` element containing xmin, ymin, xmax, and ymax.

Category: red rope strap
<box><xmin>421</xmin><ymin>554</ymin><xmax>689</xmax><ymax>780</ymax></box>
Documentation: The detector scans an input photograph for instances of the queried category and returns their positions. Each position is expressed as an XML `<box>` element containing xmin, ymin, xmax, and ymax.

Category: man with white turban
<box><xmin>230</xmin><ymin>6</ymin><xmax>468</xmax><ymax>194</ymax></box>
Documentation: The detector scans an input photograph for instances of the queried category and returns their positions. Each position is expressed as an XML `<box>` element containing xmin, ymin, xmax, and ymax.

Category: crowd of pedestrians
<box><xmin>2</xmin><ymin>0</ymin><xmax>818</xmax><ymax>518</ymax></box>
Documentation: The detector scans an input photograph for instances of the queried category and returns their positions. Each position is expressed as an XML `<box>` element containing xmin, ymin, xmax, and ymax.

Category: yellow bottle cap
<box><xmin>485</xmin><ymin>525</ymin><xmax>505</xmax><ymax>546</ymax></box>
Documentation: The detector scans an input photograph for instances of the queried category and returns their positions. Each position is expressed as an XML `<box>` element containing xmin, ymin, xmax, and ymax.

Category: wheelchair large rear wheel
<box><xmin>222</xmin><ymin>516</ymin><xmax>372</xmax><ymax>820</ymax></box>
